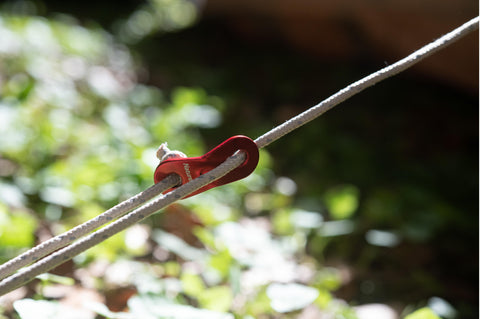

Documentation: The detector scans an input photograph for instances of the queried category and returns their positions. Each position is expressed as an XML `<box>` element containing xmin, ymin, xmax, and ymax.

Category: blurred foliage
<box><xmin>115</xmin><ymin>0</ymin><xmax>200</xmax><ymax>43</ymax></box>
<box><xmin>0</xmin><ymin>10</ymin><xmax>357</xmax><ymax>319</ymax></box>
<box><xmin>404</xmin><ymin>308</ymin><xmax>441</xmax><ymax>319</ymax></box>
<box><xmin>0</xmin><ymin>1</ymin><xmax>478</xmax><ymax>319</ymax></box>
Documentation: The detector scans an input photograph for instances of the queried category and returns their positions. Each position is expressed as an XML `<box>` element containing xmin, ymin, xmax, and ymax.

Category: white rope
<box><xmin>0</xmin><ymin>16</ymin><xmax>477</xmax><ymax>296</ymax></box>
<box><xmin>0</xmin><ymin>153</ymin><xmax>245</xmax><ymax>295</ymax></box>
<box><xmin>0</xmin><ymin>141</ymin><xmax>189</xmax><ymax>281</ymax></box>
<box><xmin>0</xmin><ymin>174</ymin><xmax>181</xmax><ymax>281</ymax></box>
<box><xmin>254</xmin><ymin>16</ymin><xmax>479</xmax><ymax>149</ymax></box>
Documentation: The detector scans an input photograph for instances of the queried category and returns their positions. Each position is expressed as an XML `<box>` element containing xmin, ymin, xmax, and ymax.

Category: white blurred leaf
<box><xmin>128</xmin><ymin>295</ymin><xmax>234</xmax><ymax>319</ymax></box>
<box><xmin>291</xmin><ymin>209</ymin><xmax>323</xmax><ymax>229</ymax></box>
<box><xmin>266</xmin><ymin>283</ymin><xmax>319</xmax><ymax>313</ymax></box>
<box><xmin>87</xmin><ymin>302</ymin><xmax>133</xmax><ymax>319</ymax></box>
<box><xmin>14</xmin><ymin>299</ymin><xmax>94</xmax><ymax>319</ymax></box>
<box><xmin>152</xmin><ymin>229</ymin><xmax>207</xmax><ymax>261</ymax></box>
<box><xmin>354</xmin><ymin>303</ymin><xmax>397</xmax><ymax>319</ymax></box>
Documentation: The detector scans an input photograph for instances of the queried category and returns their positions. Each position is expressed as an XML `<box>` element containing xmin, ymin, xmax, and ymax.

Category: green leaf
<box><xmin>0</xmin><ymin>205</ymin><xmax>37</xmax><ymax>248</ymax></box>
<box><xmin>246</xmin><ymin>288</ymin><xmax>272</xmax><ymax>317</ymax></box>
<box><xmin>272</xmin><ymin>209</ymin><xmax>294</xmax><ymax>235</ymax></box>
<box><xmin>36</xmin><ymin>273</ymin><xmax>75</xmax><ymax>286</ymax></box>
<box><xmin>314</xmin><ymin>268</ymin><xmax>342</xmax><ymax>291</ymax></box>
<box><xmin>404</xmin><ymin>308</ymin><xmax>441</xmax><ymax>319</ymax></box>
<box><xmin>171</xmin><ymin>87</ymin><xmax>208</xmax><ymax>108</ymax></box>
<box><xmin>314</xmin><ymin>289</ymin><xmax>332</xmax><ymax>309</ymax></box>
<box><xmin>181</xmin><ymin>272</ymin><xmax>205</xmax><ymax>297</ymax></box>
<box><xmin>198</xmin><ymin>286</ymin><xmax>233</xmax><ymax>312</ymax></box>
<box><xmin>208</xmin><ymin>249</ymin><xmax>233</xmax><ymax>279</ymax></box>
<box><xmin>193</xmin><ymin>227</ymin><xmax>216</xmax><ymax>248</ymax></box>
<box><xmin>324</xmin><ymin>185</ymin><xmax>360</xmax><ymax>219</ymax></box>
<box><xmin>163</xmin><ymin>261</ymin><xmax>181</xmax><ymax>277</ymax></box>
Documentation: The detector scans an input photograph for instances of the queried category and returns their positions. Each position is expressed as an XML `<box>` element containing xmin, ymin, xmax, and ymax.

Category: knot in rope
<box><xmin>156</xmin><ymin>142</ymin><xmax>187</xmax><ymax>162</ymax></box>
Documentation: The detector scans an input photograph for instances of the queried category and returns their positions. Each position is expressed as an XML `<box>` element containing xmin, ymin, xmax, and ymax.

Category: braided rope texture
<box><xmin>0</xmin><ymin>175</ymin><xmax>180</xmax><ymax>281</ymax></box>
<box><xmin>0</xmin><ymin>153</ymin><xmax>245</xmax><ymax>295</ymax></box>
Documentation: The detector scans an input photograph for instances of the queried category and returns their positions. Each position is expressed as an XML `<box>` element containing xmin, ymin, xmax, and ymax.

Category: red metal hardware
<box><xmin>154</xmin><ymin>135</ymin><xmax>259</xmax><ymax>198</ymax></box>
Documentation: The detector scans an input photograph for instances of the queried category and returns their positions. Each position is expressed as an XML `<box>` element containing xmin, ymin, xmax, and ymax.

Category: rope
<box><xmin>0</xmin><ymin>175</ymin><xmax>180</xmax><ymax>282</ymax></box>
<box><xmin>254</xmin><ymin>16</ymin><xmax>479</xmax><ymax>149</ymax></box>
<box><xmin>0</xmin><ymin>140</ymin><xmax>188</xmax><ymax>281</ymax></box>
<box><xmin>0</xmin><ymin>153</ymin><xmax>246</xmax><ymax>295</ymax></box>
<box><xmin>0</xmin><ymin>16</ymin><xmax>477</xmax><ymax>296</ymax></box>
